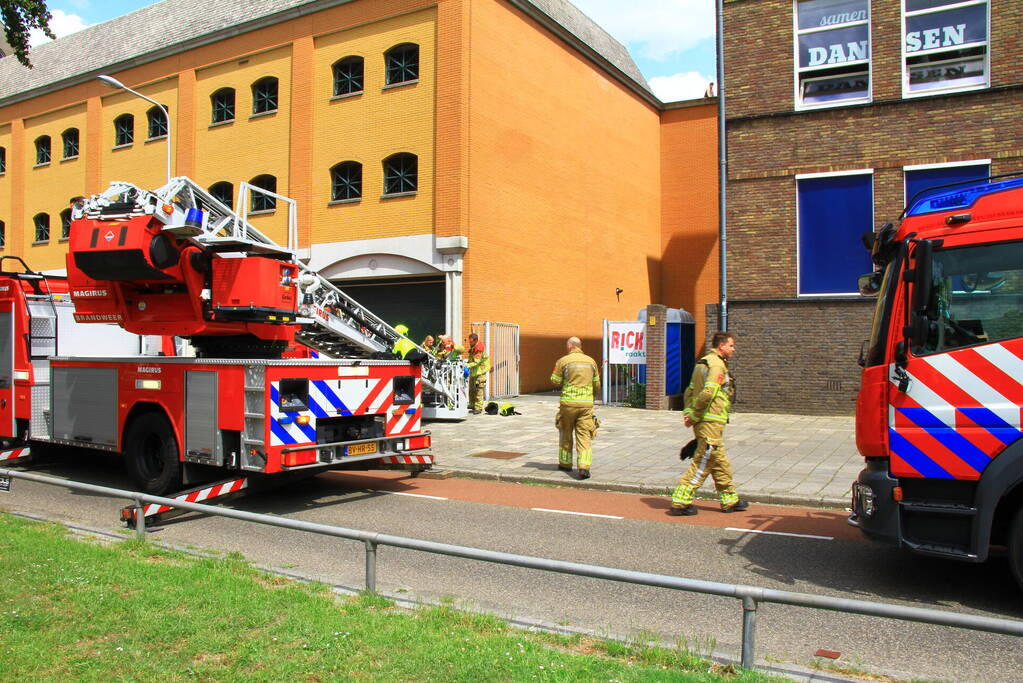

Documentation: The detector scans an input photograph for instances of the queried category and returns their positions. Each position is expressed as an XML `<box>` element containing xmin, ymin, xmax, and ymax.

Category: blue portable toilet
<box><xmin>635</xmin><ymin>308</ymin><xmax>695</xmax><ymax>399</ymax></box>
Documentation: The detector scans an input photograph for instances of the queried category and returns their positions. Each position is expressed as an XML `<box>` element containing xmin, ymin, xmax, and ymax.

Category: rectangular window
<box><xmin>797</xmin><ymin>171</ymin><xmax>873</xmax><ymax>295</ymax></box>
<box><xmin>795</xmin><ymin>0</ymin><xmax>870</xmax><ymax>108</ymax></box>
<box><xmin>903</xmin><ymin>0</ymin><xmax>988</xmax><ymax>96</ymax></box>
<box><xmin>904</xmin><ymin>161</ymin><xmax>990</xmax><ymax>211</ymax></box>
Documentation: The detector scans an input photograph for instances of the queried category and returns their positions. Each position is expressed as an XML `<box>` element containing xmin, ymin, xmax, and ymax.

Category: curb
<box><xmin>437</xmin><ymin>467</ymin><xmax>851</xmax><ymax>510</ymax></box>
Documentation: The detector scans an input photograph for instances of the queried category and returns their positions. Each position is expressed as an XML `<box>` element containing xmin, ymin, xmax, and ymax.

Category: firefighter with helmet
<box><xmin>392</xmin><ymin>324</ymin><xmax>428</xmax><ymax>364</ymax></box>
<box><xmin>551</xmin><ymin>336</ymin><xmax>600</xmax><ymax>479</ymax></box>
<box><xmin>466</xmin><ymin>332</ymin><xmax>490</xmax><ymax>413</ymax></box>
<box><xmin>669</xmin><ymin>331</ymin><xmax>748</xmax><ymax>515</ymax></box>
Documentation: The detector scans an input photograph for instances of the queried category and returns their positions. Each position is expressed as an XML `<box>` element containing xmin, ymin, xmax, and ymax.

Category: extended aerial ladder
<box><xmin>71</xmin><ymin>177</ymin><xmax>468</xmax><ymax>418</ymax></box>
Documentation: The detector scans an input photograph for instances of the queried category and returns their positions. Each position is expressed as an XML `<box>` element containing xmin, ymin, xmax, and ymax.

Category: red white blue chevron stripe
<box><xmin>269</xmin><ymin>377</ymin><xmax>422</xmax><ymax>447</ymax></box>
<box><xmin>140</xmin><ymin>477</ymin><xmax>248</xmax><ymax>518</ymax></box>
<box><xmin>0</xmin><ymin>447</ymin><xmax>30</xmax><ymax>462</ymax></box>
<box><xmin>889</xmin><ymin>342</ymin><xmax>1023</xmax><ymax>479</ymax></box>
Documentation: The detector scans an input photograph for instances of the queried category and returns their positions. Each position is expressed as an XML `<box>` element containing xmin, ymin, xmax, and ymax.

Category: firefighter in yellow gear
<box><xmin>669</xmin><ymin>331</ymin><xmax>748</xmax><ymax>516</ymax></box>
<box><xmin>466</xmin><ymin>333</ymin><xmax>490</xmax><ymax>413</ymax></box>
<box><xmin>550</xmin><ymin>336</ymin><xmax>600</xmax><ymax>479</ymax></box>
<box><xmin>392</xmin><ymin>324</ymin><xmax>428</xmax><ymax>364</ymax></box>
<box><xmin>393</xmin><ymin>324</ymin><xmax>416</xmax><ymax>358</ymax></box>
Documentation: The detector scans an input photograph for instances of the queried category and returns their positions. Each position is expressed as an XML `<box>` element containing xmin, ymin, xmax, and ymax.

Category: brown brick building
<box><xmin>718</xmin><ymin>0</ymin><xmax>1023</xmax><ymax>414</ymax></box>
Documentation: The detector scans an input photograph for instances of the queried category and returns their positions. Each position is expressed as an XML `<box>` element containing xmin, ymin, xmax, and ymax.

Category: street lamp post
<box><xmin>96</xmin><ymin>74</ymin><xmax>172</xmax><ymax>184</ymax></box>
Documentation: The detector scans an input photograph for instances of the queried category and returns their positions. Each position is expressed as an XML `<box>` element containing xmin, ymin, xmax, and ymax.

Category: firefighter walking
<box><xmin>551</xmin><ymin>336</ymin><xmax>600</xmax><ymax>479</ymax></box>
<box><xmin>466</xmin><ymin>332</ymin><xmax>490</xmax><ymax>414</ymax></box>
<box><xmin>669</xmin><ymin>331</ymin><xmax>748</xmax><ymax>516</ymax></box>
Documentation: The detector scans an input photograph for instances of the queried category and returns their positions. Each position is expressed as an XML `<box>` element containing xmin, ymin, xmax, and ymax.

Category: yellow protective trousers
<box><xmin>671</xmin><ymin>422</ymin><xmax>738</xmax><ymax>509</ymax></box>
<box><xmin>469</xmin><ymin>375</ymin><xmax>486</xmax><ymax>411</ymax></box>
<box><xmin>556</xmin><ymin>403</ymin><xmax>596</xmax><ymax>469</ymax></box>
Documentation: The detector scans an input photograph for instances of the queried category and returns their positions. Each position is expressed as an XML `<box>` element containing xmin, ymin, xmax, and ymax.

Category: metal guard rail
<box><xmin>3</xmin><ymin>468</ymin><xmax>1021</xmax><ymax>670</ymax></box>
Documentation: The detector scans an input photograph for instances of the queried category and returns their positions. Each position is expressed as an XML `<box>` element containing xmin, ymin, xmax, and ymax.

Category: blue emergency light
<box><xmin>907</xmin><ymin>176</ymin><xmax>1023</xmax><ymax>217</ymax></box>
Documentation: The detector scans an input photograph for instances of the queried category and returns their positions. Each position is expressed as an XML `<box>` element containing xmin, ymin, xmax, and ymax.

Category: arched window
<box><xmin>60</xmin><ymin>209</ymin><xmax>72</xmax><ymax>239</ymax></box>
<box><xmin>251</xmin><ymin>77</ymin><xmax>278</xmax><ymax>114</ymax></box>
<box><xmin>385</xmin><ymin>43</ymin><xmax>419</xmax><ymax>85</ymax></box>
<box><xmin>211</xmin><ymin>88</ymin><xmax>235</xmax><ymax>124</ymax></box>
<box><xmin>333</xmin><ymin>57</ymin><xmax>364</xmax><ymax>96</ymax></box>
<box><xmin>249</xmin><ymin>174</ymin><xmax>277</xmax><ymax>212</ymax></box>
<box><xmin>0</xmin><ymin>220</ymin><xmax>5</xmax><ymax>248</ymax></box>
<box><xmin>33</xmin><ymin>213</ymin><xmax>49</xmax><ymax>243</ymax></box>
<box><xmin>34</xmin><ymin>135</ymin><xmax>51</xmax><ymax>165</ymax></box>
<box><xmin>147</xmin><ymin>106</ymin><xmax>169</xmax><ymax>139</ymax></box>
<box><xmin>61</xmin><ymin>128</ymin><xmax>79</xmax><ymax>159</ymax></box>
<box><xmin>0</xmin><ymin>146</ymin><xmax>6</xmax><ymax>174</ymax></box>
<box><xmin>330</xmin><ymin>161</ymin><xmax>362</xmax><ymax>201</ymax></box>
<box><xmin>382</xmin><ymin>153</ymin><xmax>417</xmax><ymax>195</ymax></box>
<box><xmin>209</xmin><ymin>182</ymin><xmax>233</xmax><ymax>208</ymax></box>
<box><xmin>114</xmin><ymin>114</ymin><xmax>134</xmax><ymax>146</ymax></box>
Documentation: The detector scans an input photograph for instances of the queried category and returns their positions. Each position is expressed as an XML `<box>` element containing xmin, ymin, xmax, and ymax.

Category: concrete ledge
<box><xmin>441</xmin><ymin>468</ymin><xmax>850</xmax><ymax>510</ymax></box>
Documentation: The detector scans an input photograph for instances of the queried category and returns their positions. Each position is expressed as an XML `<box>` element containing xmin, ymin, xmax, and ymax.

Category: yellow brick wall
<box><xmin>311</xmin><ymin>8</ymin><xmax>436</xmax><ymax>245</ymax></box>
<box><xmin>0</xmin><ymin>124</ymin><xmax>10</xmax><ymax>253</ymax></box>
<box><xmin>660</xmin><ymin>103</ymin><xmax>719</xmax><ymax>347</ymax></box>
<box><xmin>21</xmin><ymin>104</ymin><xmax>89</xmax><ymax>268</ymax></box>
<box><xmin>193</xmin><ymin>48</ymin><xmax>292</xmax><ymax>246</ymax></box>
<box><xmin>0</xmin><ymin>0</ymin><xmax>722</xmax><ymax>397</ymax></box>
<box><xmin>99</xmin><ymin>78</ymin><xmax>177</xmax><ymax>193</ymax></box>
<box><xmin>466</xmin><ymin>0</ymin><xmax>664</xmax><ymax>392</ymax></box>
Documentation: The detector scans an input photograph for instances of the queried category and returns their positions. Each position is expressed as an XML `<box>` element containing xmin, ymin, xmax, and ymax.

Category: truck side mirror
<box><xmin>911</xmin><ymin>239</ymin><xmax>934</xmax><ymax>313</ymax></box>
<box><xmin>858</xmin><ymin>272</ymin><xmax>881</xmax><ymax>297</ymax></box>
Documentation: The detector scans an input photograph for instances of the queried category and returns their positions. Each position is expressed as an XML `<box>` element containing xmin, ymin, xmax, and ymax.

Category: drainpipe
<box><xmin>716</xmin><ymin>0</ymin><xmax>728</xmax><ymax>332</ymax></box>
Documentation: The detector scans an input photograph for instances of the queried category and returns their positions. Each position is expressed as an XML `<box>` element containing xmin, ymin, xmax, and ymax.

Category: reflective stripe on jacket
<box><xmin>467</xmin><ymin>343</ymin><xmax>490</xmax><ymax>377</ymax></box>
<box><xmin>551</xmin><ymin>350</ymin><xmax>600</xmax><ymax>404</ymax></box>
<box><xmin>683</xmin><ymin>351</ymin><xmax>732</xmax><ymax>423</ymax></box>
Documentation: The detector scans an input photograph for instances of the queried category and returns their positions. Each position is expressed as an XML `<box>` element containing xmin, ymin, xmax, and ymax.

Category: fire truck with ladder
<box><xmin>0</xmin><ymin>177</ymin><xmax>468</xmax><ymax>523</ymax></box>
<box><xmin>850</xmin><ymin>173</ymin><xmax>1023</xmax><ymax>589</ymax></box>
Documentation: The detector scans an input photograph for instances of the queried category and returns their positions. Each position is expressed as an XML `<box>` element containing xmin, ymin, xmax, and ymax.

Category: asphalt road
<box><xmin>2</xmin><ymin>453</ymin><xmax>1022</xmax><ymax>682</ymax></box>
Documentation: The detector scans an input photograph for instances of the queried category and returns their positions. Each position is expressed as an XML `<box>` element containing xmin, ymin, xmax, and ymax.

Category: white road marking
<box><xmin>531</xmin><ymin>507</ymin><xmax>624</xmax><ymax>520</ymax></box>
<box><xmin>726</xmin><ymin>527</ymin><xmax>833</xmax><ymax>540</ymax></box>
<box><xmin>380</xmin><ymin>491</ymin><xmax>449</xmax><ymax>501</ymax></box>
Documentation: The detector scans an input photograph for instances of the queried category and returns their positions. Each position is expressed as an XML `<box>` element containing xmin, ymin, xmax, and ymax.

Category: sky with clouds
<box><xmin>31</xmin><ymin>0</ymin><xmax>717</xmax><ymax>102</ymax></box>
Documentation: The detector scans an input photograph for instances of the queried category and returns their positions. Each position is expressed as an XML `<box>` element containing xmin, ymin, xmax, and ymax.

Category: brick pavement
<box><xmin>425</xmin><ymin>393</ymin><xmax>860</xmax><ymax>509</ymax></box>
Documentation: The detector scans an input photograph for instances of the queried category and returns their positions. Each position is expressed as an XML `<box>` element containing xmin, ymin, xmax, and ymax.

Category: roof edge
<box><xmin>0</xmin><ymin>0</ymin><xmax>357</xmax><ymax>110</ymax></box>
<box><xmin>503</xmin><ymin>0</ymin><xmax>664</xmax><ymax>110</ymax></box>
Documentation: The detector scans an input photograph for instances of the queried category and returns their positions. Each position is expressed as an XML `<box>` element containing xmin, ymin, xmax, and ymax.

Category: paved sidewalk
<box><xmin>426</xmin><ymin>393</ymin><xmax>860</xmax><ymax>509</ymax></box>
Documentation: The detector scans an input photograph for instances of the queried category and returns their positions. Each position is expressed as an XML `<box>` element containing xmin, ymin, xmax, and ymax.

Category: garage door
<box><xmin>338</xmin><ymin>277</ymin><xmax>445</xmax><ymax>344</ymax></box>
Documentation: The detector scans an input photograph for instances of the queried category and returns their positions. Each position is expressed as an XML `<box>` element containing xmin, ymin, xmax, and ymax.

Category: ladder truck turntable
<box><xmin>850</xmin><ymin>173</ymin><xmax>1023</xmax><ymax>589</ymax></box>
<box><xmin>0</xmin><ymin>177</ymin><xmax>469</xmax><ymax>523</ymax></box>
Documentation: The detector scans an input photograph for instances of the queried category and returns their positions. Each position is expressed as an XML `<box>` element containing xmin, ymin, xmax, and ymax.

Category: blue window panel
<box><xmin>905</xmin><ymin>164</ymin><xmax>990</xmax><ymax>211</ymax></box>
<box><xmin>797</xmin><ymin>174</ymin><xmax>873</xmax><ymax>295</ymax></box>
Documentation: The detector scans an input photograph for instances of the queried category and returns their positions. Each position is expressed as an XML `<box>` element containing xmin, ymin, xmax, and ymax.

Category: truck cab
<box><xmin>850</xmin><ymin>175</ymin><xmax>1023</xmax><ymax>588</ymax></box>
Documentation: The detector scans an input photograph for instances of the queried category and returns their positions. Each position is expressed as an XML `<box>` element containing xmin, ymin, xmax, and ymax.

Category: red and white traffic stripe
<box><xmin>0</xmin><ymin>447</ymin><xmax>30</xmax><ymax>462</ymax></box>
<box><xmin>141</xmin><ymin>477</ymin><xmax>248</xmax><ymax>518</ymax></box>
<box><xmin>379</xmin><ymin>454</ymin><xmax>433</xmax><ymax>465</ymax></box>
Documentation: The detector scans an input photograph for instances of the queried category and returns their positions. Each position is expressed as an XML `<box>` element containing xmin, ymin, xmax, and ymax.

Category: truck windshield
<box><xmin>863</xmin><ymin>260</ymin><xmax>897</xmax><ymax>367</ymax></box>
<box><xmin>914</xmin><ymin>240</ymin><xmax>1023</xmax><ymax>355</ymax></box>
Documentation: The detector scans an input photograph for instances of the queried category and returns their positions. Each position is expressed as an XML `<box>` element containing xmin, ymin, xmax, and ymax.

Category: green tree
<box><xmin>1</xmin><ymin>0</ymin><xmax>54</xmax><ymax>68</ymax></box>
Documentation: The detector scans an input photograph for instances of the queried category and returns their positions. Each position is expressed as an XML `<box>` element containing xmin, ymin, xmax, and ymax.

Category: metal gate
<box><xmin>471</xmin><ymin>322</ymin><xmax>519</xmax><ymax>399</ymax></box>
<box><xmin>601</xmin><ymin>319</ymin><xmax>646</xmax><ymax>407</ymax></box>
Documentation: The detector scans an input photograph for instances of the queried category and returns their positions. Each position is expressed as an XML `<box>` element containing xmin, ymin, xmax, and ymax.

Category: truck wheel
<box><xmin>124</xmin><ymin>412</ymin><xmax>182</xmax><ymax>495</ymax></box>
<box><xmin>1010</xmin><ymin>507</ymin><xmax>1023</xmax><ymax>590</ymax></box>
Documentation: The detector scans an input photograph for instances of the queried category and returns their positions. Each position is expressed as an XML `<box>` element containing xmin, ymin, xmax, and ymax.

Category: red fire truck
<box><xmin>0</xmin><ymin>177</ymin><xmax>467</xmax><ymax>520</ymax></box>
<box><xmin>850</xmin><ymin>174</ymin><xmax>1023</xmax><ymax>588</ymax></box>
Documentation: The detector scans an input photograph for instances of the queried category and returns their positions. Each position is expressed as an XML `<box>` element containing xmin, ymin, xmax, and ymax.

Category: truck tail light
<box><xmin>892</xmin><ymin>486</ymin><xmax>903</xmax><ymax>501</ymax></box>
<box><xmin>283</xmin><ymin>451</ymin><xmax>317</xmax><ymax>467</ymax></box>
<box><xmin>407</xmin><ymin>435</ymin><xmax>430</xmax><ymax>450</ymax></box>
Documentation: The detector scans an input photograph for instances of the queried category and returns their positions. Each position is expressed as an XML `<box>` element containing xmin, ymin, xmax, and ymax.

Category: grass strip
<box><xmin>0</xmin><ymin>512</ymin><xmax>778</xmax><ymax>682</ymax></box>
